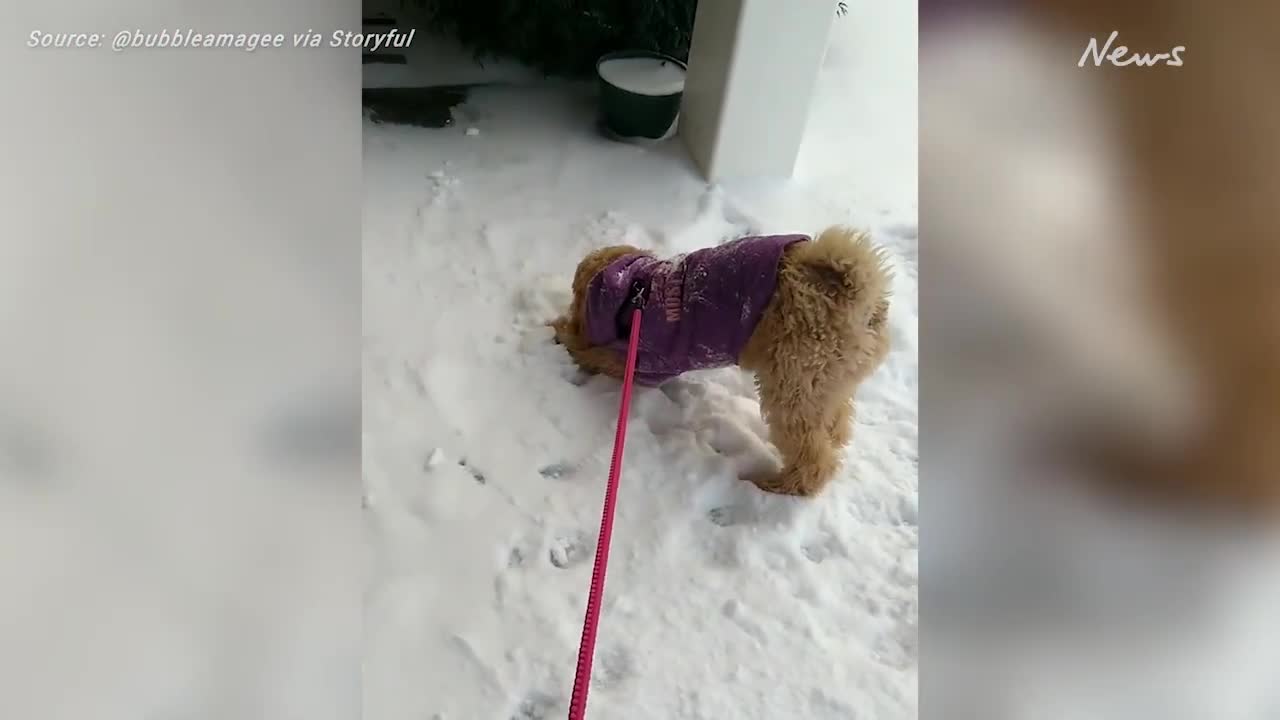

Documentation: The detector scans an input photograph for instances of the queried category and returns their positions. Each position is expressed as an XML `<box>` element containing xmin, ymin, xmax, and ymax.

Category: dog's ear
<box><xmin>571</xmin><ymin>256</ymin><xmax>599</xmax><ymax>299</ymax></box>
<box><xmin>562</xmin><ymin>246</ymin><xmax>645</xmax><ymax>349</ymax></box>
<box><xmin>572</xmin><ymin>245</ymin><xmax>645</xmax><ymax>298</ymax></box>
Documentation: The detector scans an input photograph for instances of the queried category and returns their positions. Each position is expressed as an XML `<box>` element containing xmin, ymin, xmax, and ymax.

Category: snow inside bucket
<box><xmin>597</xmin><ymin>56</ymin><xmax>687</xmax><ymax>97</ymax></box>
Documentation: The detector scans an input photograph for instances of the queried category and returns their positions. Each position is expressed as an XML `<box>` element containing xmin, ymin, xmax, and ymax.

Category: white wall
<box><xmin>681</xmin><ymin>0</ymin><xmax>836</xmax><ymax>181</ymax></box>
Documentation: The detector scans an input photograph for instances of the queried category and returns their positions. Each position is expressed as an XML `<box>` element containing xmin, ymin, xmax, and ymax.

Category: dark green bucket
<box><xmin>596</xmin><ymin>50</ymin><xmax>687</xmax><ymax>142</ymax></box>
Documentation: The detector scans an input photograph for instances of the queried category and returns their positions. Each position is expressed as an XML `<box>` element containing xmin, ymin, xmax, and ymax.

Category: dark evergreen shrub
<box><xmin>417</xmin><ymin>1</ymin><xmax>847</xmax><ymax>78</ymax></box>
<box><xmin>418</xmin><ymin>0</ymin><xmax>697</xmax><ymax>77</ymax></box>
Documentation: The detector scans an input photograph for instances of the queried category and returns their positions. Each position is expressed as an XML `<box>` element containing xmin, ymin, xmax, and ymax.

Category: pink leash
<box><xmin>567</xmin><ymin>283</ymin><xmax>647</xmax><ymax>720</ymax></box>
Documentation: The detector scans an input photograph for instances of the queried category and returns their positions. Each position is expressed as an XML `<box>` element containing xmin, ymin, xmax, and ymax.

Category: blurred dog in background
<box><xmin>922</xmin><ymin>2</ymin><xmax>1280</xmax><ymax>718</ymax></box>
<box><xmin>1034</xmin><ymin>0</ymin><xmax>1280</xmax><ymax>513</ymax></box>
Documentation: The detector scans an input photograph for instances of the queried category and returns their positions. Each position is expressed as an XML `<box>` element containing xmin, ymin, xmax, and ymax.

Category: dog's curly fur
<box><xmin>552</xmin><ymin>227</ymin><xmax>892</xmax><ymax>497</ymax></box>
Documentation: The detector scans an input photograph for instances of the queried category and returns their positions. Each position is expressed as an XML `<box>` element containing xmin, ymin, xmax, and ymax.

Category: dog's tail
<box><xmin>791</xmin><ymin>226</ymin><xmax>893</xmax><ymax>326</ymax></box>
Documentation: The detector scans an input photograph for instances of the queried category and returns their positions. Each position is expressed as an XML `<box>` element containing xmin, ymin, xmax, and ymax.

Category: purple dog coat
<box><xmin>583</xmin><ymin>234</ymin><xmax>808</xmax><ymax>386</ymax></box>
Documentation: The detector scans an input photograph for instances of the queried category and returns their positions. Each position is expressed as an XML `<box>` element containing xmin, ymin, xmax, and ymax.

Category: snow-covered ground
<box><xmin>363</xmin><ymin>4</ymin><xmax>917</xmax><ymax>719</ymax></box>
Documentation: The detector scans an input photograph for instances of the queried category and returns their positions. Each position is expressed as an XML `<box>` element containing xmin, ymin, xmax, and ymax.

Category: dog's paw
<box><xmin>744</xmin><ymin>470</ymin><xmax>821</xmax><ymax>497</ymax></box>
<box><xmin>742</xmin><ymin>470</ymin><xmax>786</xmax><ymax>495</ymax></box>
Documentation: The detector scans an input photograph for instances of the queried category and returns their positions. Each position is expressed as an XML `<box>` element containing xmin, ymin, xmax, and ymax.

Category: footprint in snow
<box><xmin>800</xmin><ymin>539</ymin><xmax>843</xmax><ymax>564</ymax></box>
<box><xmin>538</xmin><ymin>462</ymin><xmax>575</xmax><ymax>480</ymax></box>
<box><xmin>591</xmin><ymin>646</ymin><xmax>635</xmax><ymax>690</ymax></box>
<box><xmin>504</xmin><ymin>530</ymin><xmax>544</xmax><ymax>570</ymax></box>
<box><xmin>885</xmin><ymin>222</ymin><xmax>918</xmax><ymax>240</ymax></box>
<box><xmin>720</xmin><ymin>599</ymin><xmax>767</xmax><ymax>642</ymax></box>
<box><xmin>507</xmin><ymin>546</ymin><xmax>526</xmax><ymax>568</ymax></box>
<box><xmin>457</xmin><ymin>458</ymin><xmax>486</xmax><ymax>484</ymax></box>
<box><xmin>707</xmin><ymin>506</ymin><xmax>740</xmax><ymax>527</ymax></box>
<box><xmin>872</xmin><ymin>617</ymin><xmax>918</xmax><ymax>671</ymax></box>
<box><xmin>423</xmin><ymin>447</ymin><xmax>447</xmax><ymax>471</ymax></box>
<box><xmin>809</xmin><ymin>687</ymin><xmax>861</xmax><ymax>718</ymax></box>
<box><xmin>800</xmin><ymin>527</ymin><xmax>852</xmax><ymax>564</ymax></box>
<box><xmin>897</xmin><ymin>494</ymin><xmax>919</xmax><ymax>527</ymax></box>
<box><xmin>705</xmin><ymin>534</ymin><xmax>745</xmax><ymax>568</ymax></box>
<box><xmin>510</xmin><ymin>691</ymin><xmax>559</xmax><ymax>720</ymax></box>
<box><xmin>801</xmin><ymin>544</ymin><xmax>830</xmax><ymax>564</ymax></box>
<box><xmin>548</xmin><ymin>532</ymin><xmax>593</xmax><ymax>569</ymax></box>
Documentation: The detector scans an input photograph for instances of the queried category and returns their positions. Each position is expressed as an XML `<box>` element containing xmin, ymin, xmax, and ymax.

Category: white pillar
<box><xmin>681</xmin><ymin>0</ymin><xmax>836</xmax><ymax>181</ymax></box>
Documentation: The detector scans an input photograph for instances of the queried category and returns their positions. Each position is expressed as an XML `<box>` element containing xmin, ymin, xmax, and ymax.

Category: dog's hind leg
<box><xmin>749</xmin><ymin>371</ymin><xmax>846</xmax><ymax>497</ymax></box>
<box><xmin>827</xmin><ymin>397</ymin><xmax>854</xmax><ymax>449</ymax></box>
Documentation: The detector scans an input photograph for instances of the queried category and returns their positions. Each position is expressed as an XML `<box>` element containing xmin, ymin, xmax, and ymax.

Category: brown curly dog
<box><xmin>552</xmin><ymin>226</ymin><xmax>892</xmax><ymax>497</ymax></box>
